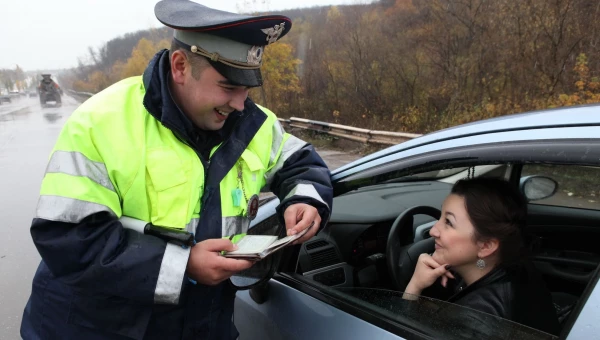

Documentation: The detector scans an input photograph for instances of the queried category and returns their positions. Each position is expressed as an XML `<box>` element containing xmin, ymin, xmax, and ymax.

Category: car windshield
<box><xmin>332</xmin><ymin>287</ymin><xmax>558</xmax><ymax>340</ymax></box>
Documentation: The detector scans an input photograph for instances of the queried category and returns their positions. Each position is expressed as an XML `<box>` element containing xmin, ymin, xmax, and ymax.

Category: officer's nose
<box><xmin>229</xmin><ymin>88</ymin><xmax>249</xmax><ymax>112</ymax></box>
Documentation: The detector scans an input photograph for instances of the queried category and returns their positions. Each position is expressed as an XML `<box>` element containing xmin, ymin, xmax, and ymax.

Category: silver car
<box><xmin>235</xmin><ymin>104</ymin><xmax>600</xmax><ymax>340</ymax></box>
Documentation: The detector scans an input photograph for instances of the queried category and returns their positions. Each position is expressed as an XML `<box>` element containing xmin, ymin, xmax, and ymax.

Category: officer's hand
<box><xmin>283</xmin><ymin>203</ymin><xmax>321</xmax><ymax>244</ymax></box>
<box><xmin>186</xmin><ymin>239</ymin><xmax>254</xmax><ymax>285</ymax></box>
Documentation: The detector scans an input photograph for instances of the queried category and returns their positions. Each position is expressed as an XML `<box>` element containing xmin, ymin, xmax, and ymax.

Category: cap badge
<box><xmin>247</xmin><ymin>46</ymin><xmax>263</xmax><ymax>65</ymax></box>
<box><xmin>261</xmin><ymin>22</ymin><xmax>286</xmax><ymax>44</ymax></box>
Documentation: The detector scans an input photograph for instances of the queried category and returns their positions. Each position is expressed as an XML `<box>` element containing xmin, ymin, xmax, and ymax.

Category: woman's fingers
<box><xmin>414</xmin><ymin>254</ymin><xmax>457</xmax><ymax>290</ymax></box>
<box><xmin>421</xmin><ymin>254</ymin><xmax>442</xmax><ymax>267</ymax></box>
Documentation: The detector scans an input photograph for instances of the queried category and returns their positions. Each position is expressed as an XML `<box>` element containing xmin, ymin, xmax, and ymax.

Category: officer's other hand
<box><xmin>283</xmin><ymin>203</ymin><xmax>321</xmax><ymax>244</ymax></box>
<box><xmin>187</xmin><ymin>239</ymin><xmax>254</xmax><ymax>285</ymax></box>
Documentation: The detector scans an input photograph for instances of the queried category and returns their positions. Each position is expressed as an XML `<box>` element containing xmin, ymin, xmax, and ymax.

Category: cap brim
<box><xmin>209</xmin><ymin>60</ymin><xmax>262</xmax><ymax>87</ymax></box>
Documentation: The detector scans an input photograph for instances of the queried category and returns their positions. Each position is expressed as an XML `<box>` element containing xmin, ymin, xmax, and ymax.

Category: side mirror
<box><xmin>520</xmin><ymin>175</ymin><xmax>558</xmax><ymax>201</ymax></box>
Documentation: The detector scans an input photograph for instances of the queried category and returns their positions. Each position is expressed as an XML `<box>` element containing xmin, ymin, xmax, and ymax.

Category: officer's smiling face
<box><xmin>170</xmin><ymin>51</ymin><xmax>249</xmax><ymax>131</ymax></box>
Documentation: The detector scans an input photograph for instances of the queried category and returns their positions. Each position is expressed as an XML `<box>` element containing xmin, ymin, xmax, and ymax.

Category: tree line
<box><xmin>61</xmin><ymin>0</ymin><xmax>600</xmax><ymax>133</ymax></box>
<box><xmin>0</xmin><ymin>66</ymin><xmax>28</xmax><ymax>93</ymax></box>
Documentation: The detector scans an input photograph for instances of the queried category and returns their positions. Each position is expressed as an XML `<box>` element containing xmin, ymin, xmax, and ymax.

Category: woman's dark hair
<box><xmin>451</xmin><ymin>177</ymin><xmax>527</xmax><ymax>263</ymax></box>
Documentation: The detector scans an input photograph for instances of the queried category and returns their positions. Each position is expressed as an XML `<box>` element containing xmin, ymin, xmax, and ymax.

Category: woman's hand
<box><xmin>403</xmin><ymin>253</ymin><xmax>455</xmax><ymax>299</ymax></box>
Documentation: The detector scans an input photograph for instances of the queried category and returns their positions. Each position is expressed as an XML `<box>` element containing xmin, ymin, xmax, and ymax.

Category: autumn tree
<box><xmin>71</xmin><ymin>38</ymin><xmax>169</xmax><ymax>93</ymax></box>
<box><xmin>251</xmin><ymin>42</ymin><xmax>302</xmax><ymax>115</ymax></box>
<box><xmin>120</xmin><ymin>38</ymin><xmax>170</xmax><ymax>79</ymax></box>
<box><xmin>551</xmin><ymin>53</ymin><xmax>600</xmax><ymax>107</ymax></box>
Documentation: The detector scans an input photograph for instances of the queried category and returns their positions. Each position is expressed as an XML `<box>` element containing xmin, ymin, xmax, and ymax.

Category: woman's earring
<box><xmin>476</xmin><ymin>258</ymin><xmax>486</xmax><ymax>269</ymax></box>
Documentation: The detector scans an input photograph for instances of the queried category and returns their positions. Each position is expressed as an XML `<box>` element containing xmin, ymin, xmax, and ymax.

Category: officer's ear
<box><xmin>170</xmin><ymin>49</ymin><xmax>190</xmax><ymax>85</ymax></box>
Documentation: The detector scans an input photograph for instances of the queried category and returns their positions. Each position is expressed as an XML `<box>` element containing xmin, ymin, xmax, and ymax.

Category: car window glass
<box><xmin>521</xmin><ymin>164</ymin><xmax>600</xmax><ymax>210</ymax></box>
<box><xmin>332</xmin><ymin>288</ymin><xmax>557</xmax><ymax>340</ymax></box>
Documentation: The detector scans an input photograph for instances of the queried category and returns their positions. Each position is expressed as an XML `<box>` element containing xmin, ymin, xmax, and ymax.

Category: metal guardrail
<box><xmin>67</xmin><ymin>90</ymin><xmax>94</xmax><ymax>99</ymax></box>
<box><xmin>67</xmin><ymin>89</ymin><xmax>420</xmax><ymax>146</ymax></box>
<box><xmin>279</xmin><ymin>117</ymin><xmax>421</xmax><ymax>145</ymax></box>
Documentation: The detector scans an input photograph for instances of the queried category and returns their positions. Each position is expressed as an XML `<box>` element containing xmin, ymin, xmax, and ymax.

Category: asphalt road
<box><xmin>0</xmin><ymin>96</ymin><xmax>72</xmax><ymax>338</ymax></box>
<box><xmin>0</xmin><ymin>95</ymin><xmax>361</xmax><ymax>339</ymax></box>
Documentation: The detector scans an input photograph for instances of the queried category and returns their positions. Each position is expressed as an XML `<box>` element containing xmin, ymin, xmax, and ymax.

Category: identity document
<box><xmin>222</xmin><ymin>227</ymin><xmax>310</xmax><ymax>260</ymax></box>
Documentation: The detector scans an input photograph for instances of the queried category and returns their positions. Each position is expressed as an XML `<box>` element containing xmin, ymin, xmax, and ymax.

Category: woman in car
<box><xmin>403</xmin><ymin>177</ymin><xmax>560</xmax><ymax>335</ymax></box>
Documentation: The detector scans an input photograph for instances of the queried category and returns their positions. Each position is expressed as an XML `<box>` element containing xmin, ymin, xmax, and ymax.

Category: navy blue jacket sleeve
<box><xmin>31</xmin><ymin>211</ymin><xmax>189</xmax><ymax>304</ymax></box>
<box><xmin>272</xmin><ymin>144</ymin><xmax>333</xmax><ymax>230</ymax></box>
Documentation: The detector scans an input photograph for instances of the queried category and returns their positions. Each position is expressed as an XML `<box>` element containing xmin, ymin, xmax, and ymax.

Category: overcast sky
<box><xmin>1</xmin><ymin>0</ymin><xmax>373</xmax><ymax>71</ymax></box>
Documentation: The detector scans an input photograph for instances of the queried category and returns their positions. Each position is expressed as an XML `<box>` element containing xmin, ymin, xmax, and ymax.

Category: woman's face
<box><xmin>429</xmin><ymin>194</ymin><xmax>481</xmax><ymax>267</ymax></box>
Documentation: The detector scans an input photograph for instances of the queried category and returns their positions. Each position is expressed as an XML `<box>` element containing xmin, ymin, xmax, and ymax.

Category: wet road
<box><xmin>0</xmin><ymin>95</ymin><xmax>74</xmax><ymax>338</ymax></box>
<box><xmin>314</xmin><ymin>149</ymin><xmax>361</xmax><ymax>171</ymax></box>
<box><xmin>0</xmin><ymin>95</ymin><xmax>360</xmax><ymax>338</ymax></box>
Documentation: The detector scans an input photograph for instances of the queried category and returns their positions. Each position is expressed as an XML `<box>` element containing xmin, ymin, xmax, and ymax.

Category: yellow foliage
<box><xmin>121</xmin><ymin>38</ymin><xmax>162</xmax><ymax>79</ymax></box>
<box><xmin>257</xmin><ymin>42</ymin><xmax>302</xmax><ymax>113</ymax></box>
<box><xmin>156</xmin><ymin>39</ymin><xmax>170</xmax><ymax>51</ymax></box>
<box><xmin>398</xmin><ymin>106</ymin><xmax>423</xmax><ymax>131</ymax></box>
<box><xmin>327</xmin><ymin>6</ymin><xmax>341</xmax><ymax>21</ymax></box>
<box><xmin>72</xmin><ymin>71</ymin><xmax>111</xmax><ymax>93</ymax></box>
<box><xmin>549</xmin><ymin>53</ymin><xmax>600</xmax><ymax>108</ymax></box>
<box><xmin>73</xmin><ymin>37</ymin><xmax>170</xmax><ymax>93</ymax></box>
<box><xmin>111</xmin><ymin>61</ymin><xmax>126</xmax><ymax>82</ymax></box>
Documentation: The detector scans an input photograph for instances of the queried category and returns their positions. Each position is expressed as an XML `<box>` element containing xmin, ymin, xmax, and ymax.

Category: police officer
<box><xmin>20</xmin><ymin>1</ymin><xmax>333</xmax><ymax>339</ymax></box>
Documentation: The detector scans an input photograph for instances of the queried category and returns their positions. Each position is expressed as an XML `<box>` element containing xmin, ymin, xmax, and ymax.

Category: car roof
<box><xmin>333</xmin><ymin>104</ymin><xmax>600</xmax><ymax>174</ymax></box>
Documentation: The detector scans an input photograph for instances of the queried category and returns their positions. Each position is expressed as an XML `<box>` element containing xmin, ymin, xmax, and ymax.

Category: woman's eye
<box><xmin>445</xmin><ymin>218</ymin><xmax>452</xmax><ymax>227</ymax></box>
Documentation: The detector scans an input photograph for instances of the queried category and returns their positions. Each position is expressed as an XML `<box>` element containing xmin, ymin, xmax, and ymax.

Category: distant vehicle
<box><xmin>38</xmin><ymin>74</ymin><xmax>62</xmax><ymax>107</ymax></box>
<box><xmin>0</xmin><ymin>94</ymin><xmax>11</xmax><ymax>104</ymax></box>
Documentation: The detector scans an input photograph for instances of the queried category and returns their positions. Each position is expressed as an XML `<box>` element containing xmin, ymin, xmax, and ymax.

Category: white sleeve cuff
<box><xmin>154</xmin><ymin>242</ymin><xmax>191</xmax><ymax>304</ymax></box>
<box><xmin>284</xmin><ymin>183</ymin><xmax>329</xmax><ymax>209</ymax></box>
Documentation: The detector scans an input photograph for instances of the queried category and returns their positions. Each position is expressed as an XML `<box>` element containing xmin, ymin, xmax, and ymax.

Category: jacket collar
<box><xmin>141</xmin><ymin>49</ymin><xmax>264</xmax><ymax>159</ymax></box>
<box><xmin>142</xmin><ymin>49</ymin><xmax>198</xmax><ymax>140</ymax></box>
<box><xmin>448</xmin><ymin>261</ymin><xmax>524</xmax><ymax>302</ymax></box>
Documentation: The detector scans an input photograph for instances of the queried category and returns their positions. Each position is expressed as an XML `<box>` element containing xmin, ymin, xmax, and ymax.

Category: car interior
<box><xmin>286</xmin><ymin>162</ymin><xmax>600</xmax><ymax>336</ymax></box>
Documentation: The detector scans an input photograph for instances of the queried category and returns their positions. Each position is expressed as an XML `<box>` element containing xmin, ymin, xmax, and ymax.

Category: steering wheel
<box><xmin>386</xmin><ymin>206</ymin><xmax>441</xmax><ymax>292</ymax></box>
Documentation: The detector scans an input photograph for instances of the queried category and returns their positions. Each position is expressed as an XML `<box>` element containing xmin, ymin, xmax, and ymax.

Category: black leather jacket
<box><xmin>447</xmin><ymin>259</ymin><xmax>560</xmax><ymax>336</ymax></box>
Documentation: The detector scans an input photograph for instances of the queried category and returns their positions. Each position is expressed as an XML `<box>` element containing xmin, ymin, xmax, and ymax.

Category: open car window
<box><xmin>331</xmin><ymin>288</ymin><xmax>558</xmax><ymax>340</ymax></box>
<box><xmin>275</xmin><ymin>161</ymin><xmax>590</xmax><ymax>338</ymax></box>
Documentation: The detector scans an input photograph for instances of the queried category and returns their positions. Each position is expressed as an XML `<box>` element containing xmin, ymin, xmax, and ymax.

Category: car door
<box><xmin>519</xmin><ymin>164</ymin><xmax>600</xmax><ymax>292</ymax></box>
<box><xmin>234</xmin><ymin>278</ymin><xmax>404</xmax><ymax>340</ymax></box>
